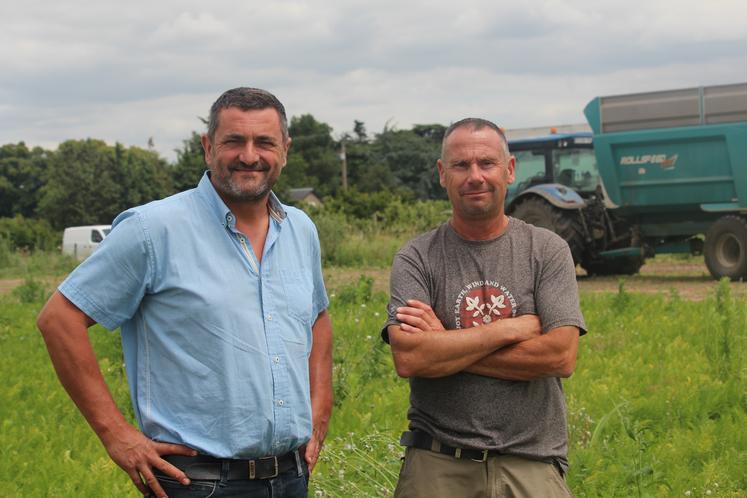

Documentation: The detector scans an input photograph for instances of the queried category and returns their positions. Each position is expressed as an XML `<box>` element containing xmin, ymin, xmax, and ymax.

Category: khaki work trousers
<box><xmin>393</xmin><ymin>447</ymin><xmax>573</xmax><ymax>498</ymax></box>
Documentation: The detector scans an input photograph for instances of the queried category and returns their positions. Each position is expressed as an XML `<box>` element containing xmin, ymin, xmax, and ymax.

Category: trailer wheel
<box><xmin>705</xmin><ymin>215</ymin><xmax>747</xmax><ymax>280</ymax></box>
<box><xmin>581</xmin><ymin>256</ymin><xmax>643</xmax><ymax>276</ymax></box>
<box><xmin>510</xmin><ymin>197</ymin><xmax>584</xmax><ymax>264</ymax></box>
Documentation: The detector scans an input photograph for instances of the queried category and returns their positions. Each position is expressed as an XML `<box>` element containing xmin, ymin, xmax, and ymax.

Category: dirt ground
<box><xmin>2</xmin><ymin>256</ymin><xmax>744</xmax><ymax>301</ymax></box>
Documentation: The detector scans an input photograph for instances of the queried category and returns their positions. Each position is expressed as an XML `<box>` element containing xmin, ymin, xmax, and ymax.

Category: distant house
<box><xmin>287</xmin><ymin>187</ymin><xmax>322</xmax><ymax>207</ymax></box>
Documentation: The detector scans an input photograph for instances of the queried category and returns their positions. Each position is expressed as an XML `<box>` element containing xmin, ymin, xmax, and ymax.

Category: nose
<box><xmin>239</xmin><ymin>141</ymin><xmax>260</xmax><ymax>164</ymax></box>
<box><xmin>466</xmin><ymin>163</ymin><xmax>484</xmax><ymax>183</ymax></box>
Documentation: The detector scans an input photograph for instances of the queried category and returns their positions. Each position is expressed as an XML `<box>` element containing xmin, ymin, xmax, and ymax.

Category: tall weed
<box><xmin>704</xmin><ymin>278</ymin><xmax>743</xmax><ymax>381</ymax></box>
<box><xmin>11</xmin><ymin>276</ymin><xmax>48</xmax><ymax>304</ymax></box>
<box><xmin>0</xmin><ymin>249</ymin><xmax>78</xmax><ymax>279</ymax></box>
<box><xmin>0</xmin><ymin>235</ymin><xmax>13</xmax><ymax>268</ymax></box>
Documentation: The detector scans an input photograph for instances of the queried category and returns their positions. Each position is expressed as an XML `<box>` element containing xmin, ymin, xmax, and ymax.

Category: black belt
<box><xmin>161</xmin><ymin>447</ymin><xmax>302</xmax><ymax>480</ymax></box>
<box><xmin>400</xmin><ymin>431</ymin><xmax>499</xmax><ymax>462</ymax></box>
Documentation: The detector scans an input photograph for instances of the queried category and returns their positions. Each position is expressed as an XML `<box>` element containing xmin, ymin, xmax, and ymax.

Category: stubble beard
<box><xmin>213</xmin><ymin>160</ymin><xmax>276</xmax><ymax>203</ymax></box>
<box><xmin>452</xmin><ymin>188</ymin><xmax>502</xmax><ymax>221</ymax></box>
<box><xmin>458</xmin><ymin>203</ymin><xmax>501</xmax><ymax>221</ymax></box>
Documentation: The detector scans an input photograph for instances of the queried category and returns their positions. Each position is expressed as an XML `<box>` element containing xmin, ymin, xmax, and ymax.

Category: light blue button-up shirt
<box><xmin>59</xmin><ymin>173</ymin><xmax>328</xmax><ymax>458</ymax></box>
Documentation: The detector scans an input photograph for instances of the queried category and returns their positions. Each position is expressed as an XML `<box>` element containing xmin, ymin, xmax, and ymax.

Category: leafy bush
<box><xmin>309</xmin><ymin>210</ymin><xmax>348</xmax><ymax>265</ymax></box>
<box><xmin>0</xmin><ymin>235</ymin><xmax>13</xmax><ymax>268</ymax></box>
<box><xmin>12</xmin><ymin>276</ymin><xmax>48</xmax><ymax>304</ymax></box>
<box><xmin>0</xmin><ymin>249</ymin><xmax>78</xmax><ymax>279</ymax></box>
<box><xmin>0</xmin><ymin>215</ymin><xmax>59</xmax><ymax>251</ymax></box>
<box><xmin>305</xmin><ymin>195</ymin><xmax>450</xmax><ymax>267</ymax></box>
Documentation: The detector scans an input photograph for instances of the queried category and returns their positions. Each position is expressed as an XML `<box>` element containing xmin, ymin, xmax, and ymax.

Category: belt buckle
<box><xmin>471</xmin><ymin>450</ymin><xmax>489</xmax><ymax>463</ymax></box>
<box><xmin>260</xmin><ymin>456</ymin><xmax>280</xmax><ymax>479</ymax></box>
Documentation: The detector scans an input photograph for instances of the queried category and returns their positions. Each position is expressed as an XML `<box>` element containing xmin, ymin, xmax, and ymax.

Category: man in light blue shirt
<box><xmin>37</xmin><ymin>87</ymin><xmax>333</xmax><ymax>498</ymax></box>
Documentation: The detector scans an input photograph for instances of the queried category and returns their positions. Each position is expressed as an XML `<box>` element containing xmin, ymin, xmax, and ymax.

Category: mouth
<box><xmin>229</xmin><ymin>161</ymin><xmax>270</xmax><ymax>173</ymax></box>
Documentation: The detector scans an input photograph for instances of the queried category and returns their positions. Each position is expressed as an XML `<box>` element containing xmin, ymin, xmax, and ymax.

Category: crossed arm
<box><xmin>388</xmin><ymin>300</ymin><xmax>579</xmax><ymax>380</ymax></box>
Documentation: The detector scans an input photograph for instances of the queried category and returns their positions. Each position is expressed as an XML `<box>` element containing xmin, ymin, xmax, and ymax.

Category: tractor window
<box><xmin>510</xmin><ymin>150</ymin><xmax>547</xmax><ymax>197</ymax></box>
<box><xmin>552</xmin><ymin>149</ymin><xmax>599</xmax><ymax>193</ymax></box>
<box><xmin>91</xmin><ymin>230</ymin><xmax>103</xmax><ymax>243</ymax></box>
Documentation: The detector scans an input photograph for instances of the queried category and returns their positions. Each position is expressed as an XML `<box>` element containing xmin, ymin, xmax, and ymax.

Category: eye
<box><xmin>256</xmin><ymin>137</ymin><xmax>277</xmax><ymax>148</ymax></box>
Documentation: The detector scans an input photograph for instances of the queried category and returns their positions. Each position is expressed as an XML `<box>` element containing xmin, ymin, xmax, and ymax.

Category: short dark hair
<box><xmin>441</xmin><ymin>118</ymin><xmax>508</xmax><ymax>158</ymax></box>
<box><xmin>207</xmin><ymin>87</ymin><xmax>288</xmax><ymax>141</ymax></box>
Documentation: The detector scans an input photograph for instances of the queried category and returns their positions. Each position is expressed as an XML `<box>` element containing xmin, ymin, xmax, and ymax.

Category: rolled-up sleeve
<box><xmin>58</xmin><ymin>211</ymin><xmax>152</xmax><ymax>331</ymax></box>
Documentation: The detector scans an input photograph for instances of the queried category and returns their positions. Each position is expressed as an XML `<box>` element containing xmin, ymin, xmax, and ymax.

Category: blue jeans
<box><xmin>146</xmin><ymin>460</ymin><xmax>309</xmax><ymax>498</ymax></box>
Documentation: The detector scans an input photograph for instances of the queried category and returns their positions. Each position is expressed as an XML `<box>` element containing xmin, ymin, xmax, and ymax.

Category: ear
<box><xmin>281</xmin><ymin>137</ymin><xmax>292</xmax><ymax>169</ymax></box>
<box><xmin>506</xmin><ymin>155</ymin><xmax>516</xmax><ymax>185</ymax></box>
<box><xmin>201</xmin><ymin>134</ymin><xmax>212</xmax><ymax>165</ymax></box>
<box><xmin>437</xmin><ymin>159</ymin><xmax>446</xmax><ymax>188</ymax></box>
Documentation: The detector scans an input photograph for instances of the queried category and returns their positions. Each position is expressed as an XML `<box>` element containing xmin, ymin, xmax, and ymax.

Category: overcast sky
<box><xmin>2</xmin><ymin>0</ymin><xmax>746</xmax><ymax>161</ymax></box>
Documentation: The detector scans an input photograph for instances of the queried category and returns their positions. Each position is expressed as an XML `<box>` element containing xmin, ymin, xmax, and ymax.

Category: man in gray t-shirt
<box><xmin>384</xmin><ymin>118</ymin><xmax>586</xmax><ymax>498</ymax></box>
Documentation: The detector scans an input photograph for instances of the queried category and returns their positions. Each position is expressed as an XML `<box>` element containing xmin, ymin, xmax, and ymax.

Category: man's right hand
<box><xmin>101</xmin><ymin>423</ymin><xmax>197</xmax><ymax>498</ymax></box>
<box><xmin>37</xmin><ymin>293</ymin><xmax>199</xmax><ymax>498</ymax></box>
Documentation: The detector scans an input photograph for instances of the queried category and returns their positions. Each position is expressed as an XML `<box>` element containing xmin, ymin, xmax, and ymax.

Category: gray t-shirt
<box><xmin>384</xmin><ymin>217</ymin><xmax>586</xmax><ymax>467</ymax></box>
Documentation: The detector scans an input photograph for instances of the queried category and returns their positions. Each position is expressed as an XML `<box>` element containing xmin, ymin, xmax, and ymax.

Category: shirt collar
<box><xmin>196</xmin><ymin>172</ymin><xmax>287</xmax><ymax>228</ymax></box>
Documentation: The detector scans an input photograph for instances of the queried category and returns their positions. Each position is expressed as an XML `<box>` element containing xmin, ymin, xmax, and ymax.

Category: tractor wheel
<box><xmin>704</xmin><ymin>215</ymin><xmax>747</xmax><ymax>280</ymax></box>
<box><xmin>581</xmin><ymin>256</ymin><xmax>644</xmax><ymax>276</ymax></box>
<box><xmin>511</xmin><ymin>197</ymin><xmax>585</xmax><ymax>265</ymax></box>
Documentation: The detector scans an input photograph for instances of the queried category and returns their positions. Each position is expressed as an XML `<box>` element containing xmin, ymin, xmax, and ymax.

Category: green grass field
<box><xmin>1</xmin><ymin>275</ymin><xmax>745</xmax><ymax>497</ymax></box>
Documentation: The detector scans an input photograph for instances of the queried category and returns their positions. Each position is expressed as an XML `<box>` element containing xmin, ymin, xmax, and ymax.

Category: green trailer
<box><xmin>507</xmin><ymin>82</ymin><xmax>747</xmax><ymax>279</ymax></box>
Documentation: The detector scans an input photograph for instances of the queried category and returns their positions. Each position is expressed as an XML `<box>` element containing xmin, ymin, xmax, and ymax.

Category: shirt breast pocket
<box><xmin>281</xmin><ymin>269</ymin><xmax>315</xmax><ymax>326</ymax></box>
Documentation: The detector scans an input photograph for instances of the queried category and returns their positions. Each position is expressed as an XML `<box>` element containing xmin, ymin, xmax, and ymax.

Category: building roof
<box><xmin>287</xmin><ymin>187</ymin><xmax>316</xmax><ymax>202</ymax></box>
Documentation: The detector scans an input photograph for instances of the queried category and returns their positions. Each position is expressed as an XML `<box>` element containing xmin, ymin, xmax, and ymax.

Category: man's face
<box><xmin>437</xmin><ymin>126</ymin><xmax>515</xmax><ymax>222</ymax></box>
<box><xmin>201</xmin><ymin>107</ymin><xmax>290</xmax><ymax>203</ymax></box>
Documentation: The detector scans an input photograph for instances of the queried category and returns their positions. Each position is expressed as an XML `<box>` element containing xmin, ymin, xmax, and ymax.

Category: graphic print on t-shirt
<box><xmin>453</xmin><ymin>280</ymin><xmax>517</xmax><ymax>329</ymax></box>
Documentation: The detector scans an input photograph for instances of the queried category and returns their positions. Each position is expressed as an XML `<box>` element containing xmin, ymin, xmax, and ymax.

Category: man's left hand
<box><xmin>396</xmin><ymin>299</ymin><xmax>446</xmax><ymax>333</ymax></box>
<box><xmin>304</xmin><ymin>430</ymin><xmax>324</xmax><ymax>472</ymax></box>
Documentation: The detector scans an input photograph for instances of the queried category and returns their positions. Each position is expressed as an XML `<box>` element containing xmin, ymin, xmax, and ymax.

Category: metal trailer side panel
<box><xmin>704</xmin><ymin>83</ymin><xmax>747</xmax><ymax>124</ymax></box>
<box><xmin>595</xmin><ymin>125</ymin><xmax>747</xmax><ymax>209</ymax></box>
<box><xmin>585</xmin><ymin>84</ymin><xmax>747</xmax><ymax>215</ymax></box>
<box><xmin>587</xmin><ymin>83</ymin><xmax>747</xmax><ymax>133</ymax></box>
<box><xmin>725</xmin><ymin>128</ymin><xmax>747</xmax><ymax>209</ymax></box>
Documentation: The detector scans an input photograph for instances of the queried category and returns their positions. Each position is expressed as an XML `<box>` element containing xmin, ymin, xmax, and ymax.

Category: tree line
<box><xmin>0</xmin><ymin>115</ymin><xmax>447</xmax><ymax>235</ymax></box>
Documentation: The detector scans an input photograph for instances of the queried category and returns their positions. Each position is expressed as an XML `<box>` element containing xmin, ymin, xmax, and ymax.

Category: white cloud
<box><xmin>1</xmin><ymin>0</ymin><xmax>746</xmax><ymax>160</ymax></box>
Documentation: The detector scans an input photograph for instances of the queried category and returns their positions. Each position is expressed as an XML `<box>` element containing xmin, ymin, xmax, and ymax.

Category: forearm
<box><xmin>464</xmin><ymin>326</ymin><xmax>579</xmax><ymax>380</ymax></box>
<box><xmin>37</xmin><ymin>292</ymin><xmax>130</xmax><ymax>443</ymax></box>
<box><xmin>389</xmin><ymin>315</ymin><xmax>537</xmax><ymax>378</ymax></box>
<box><xmin>308</xmin><ymin>311</ymin><xmax>333</xmax><ymax>441</ymax></box>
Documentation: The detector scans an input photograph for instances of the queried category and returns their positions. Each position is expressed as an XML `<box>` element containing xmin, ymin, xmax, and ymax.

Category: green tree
<box><xmin>353</xmin><ymin>120</ymin><xmax>368</xmax><ymax>142</ymax></box>
<box><xmin>172</xmin><ymin>131</ymin><xmax>207</xmax><ymax>192</ymax></box>
<box><xmin>288</xmin><ymin>114</ymin><xmax>341</xmax><ymax>196</ymax></box>
<box><xmin>274</xmin><ymin>153</ymin><xmax>311</xmax><ymax>203</ymax></box>
<box><xmin>371</xmin><ymin>126</ymin><xmax>445</xmax><ymax>200</ymax></box>
<box><xmin>0</xmin><ymin>142</ymin><xmax>50</xmax><ymax>218</ymax></box>
<box><xmin>38</xmin><ymin>139</ymin><xmax>174</xmax><ymax>229</ymax></box>
<box><xmin>412</xmin><ymin>123</ymin><xmax>447</xmax><ymax>143</ymax></box>
<box><xmin>115</xmin><ymin>144</ymin><xmax>173</xmax><ymax>206</ymax></box>
<box><xmin>38</xmin><ymin>139</ymin><xmax>120</xmax><ymax>229</ymax></box>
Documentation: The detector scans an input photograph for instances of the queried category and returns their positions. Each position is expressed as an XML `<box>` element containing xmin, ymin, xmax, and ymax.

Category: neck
<box><xmin>449</xmin><ymin>213</ymin><xmax>510</xmax><ymax>241</ymax></box>
<box><xmin>221</xmin><ymin>194</ymin><xmax>271</xmax><ymax>228</ymax></box>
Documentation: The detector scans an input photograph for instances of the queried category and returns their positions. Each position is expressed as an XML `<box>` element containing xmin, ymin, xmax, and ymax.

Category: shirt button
<box><xmin>273</xmin><ymin>356</ymin><xmax>280</xmax><ymax>363</ymax></box>
<box><xmin>277</xmin><ymin>400</ymin><xmax>284</xmax><ymax>406</ymax></box>
<box><xmin>267</xmin><ymin>314</ymin><xmax>272</xmax><ymax>321</ymax></box>
<box><xmin>227</xmin><ymin>214</ymin><xmax>233</xmax><ymax>222</ymax></box>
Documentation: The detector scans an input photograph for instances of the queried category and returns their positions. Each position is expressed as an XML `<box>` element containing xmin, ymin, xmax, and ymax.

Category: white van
<box><xmin>62</xmin><ymin>225</ymin><xmax>111</xmax><ymax>261</ymax></box>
